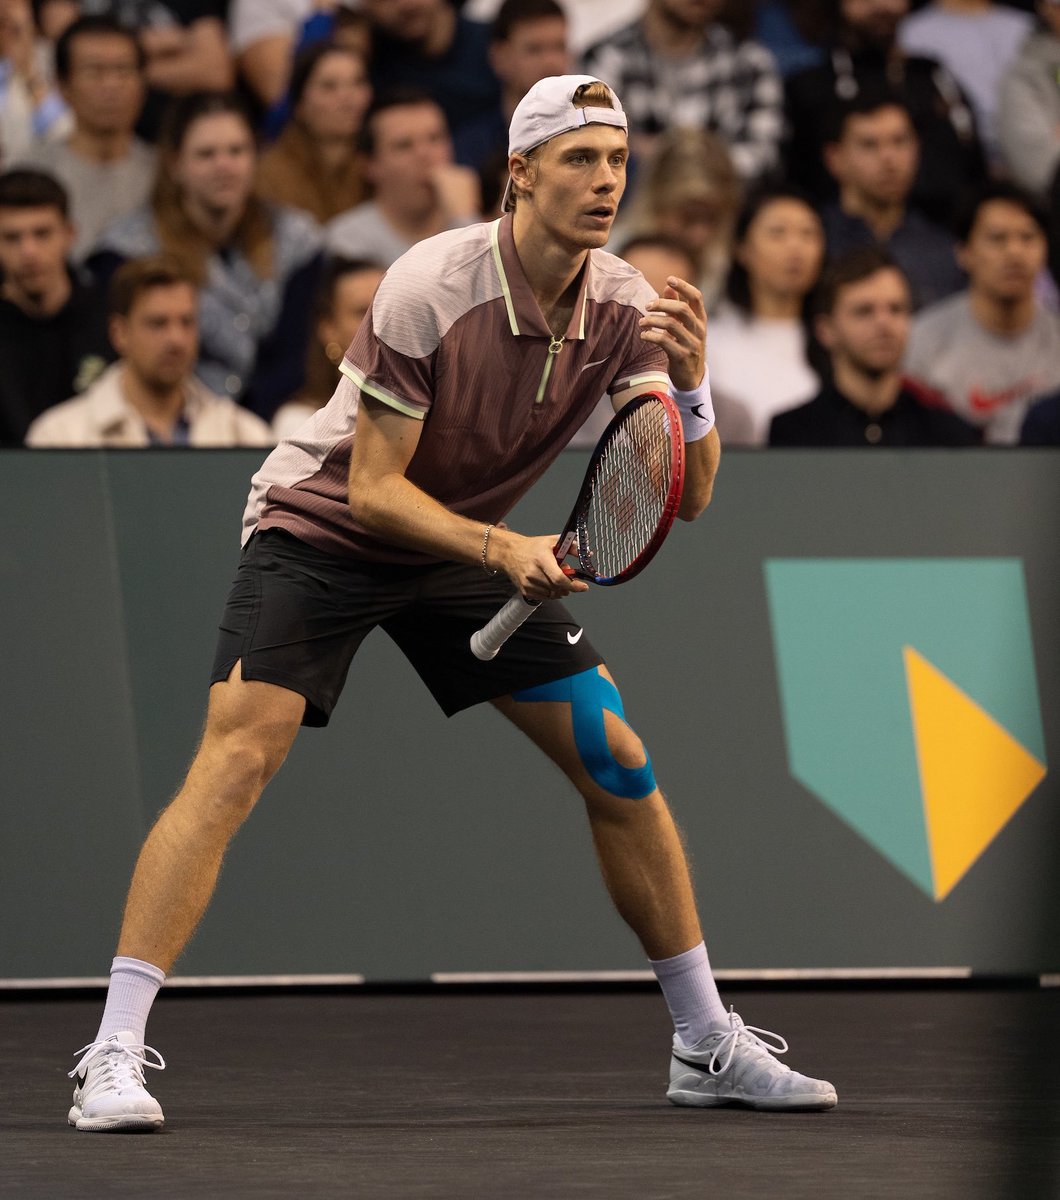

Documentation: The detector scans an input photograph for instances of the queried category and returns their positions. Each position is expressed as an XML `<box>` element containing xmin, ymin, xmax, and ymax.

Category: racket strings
<box><xmin>581</xmin><ymin>402</ymin><xmax>675</xmax><ymax>580</ymax></box>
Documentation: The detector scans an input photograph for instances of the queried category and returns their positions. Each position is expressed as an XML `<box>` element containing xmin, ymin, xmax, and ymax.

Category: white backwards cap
<box><xmin>501</xmin><ymin>74</ymin><xmax>627</xmax><ymax>213</ymax></box>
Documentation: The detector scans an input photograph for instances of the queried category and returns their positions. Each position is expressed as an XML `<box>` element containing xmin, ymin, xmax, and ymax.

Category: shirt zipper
<box><xmin>534</xmin><ymin>335</ymin><xmax>565</xmax><ymax>405</ymax></box>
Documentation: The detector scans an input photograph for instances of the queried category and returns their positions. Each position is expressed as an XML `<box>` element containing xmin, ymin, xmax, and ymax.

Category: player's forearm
<box><xmin>678</xmin><ymin>427</ymin><xmax>720</xmax><ymax>522</ymax></box>
<box><xmin>348</xmin><ymin>470</ymin><xmax>575</xmax><ymax>597</ymax></box>
<box><xmin>348</xmin><ymin>468</ymin><xmax>490</xmax><ymax>566</ymax></box>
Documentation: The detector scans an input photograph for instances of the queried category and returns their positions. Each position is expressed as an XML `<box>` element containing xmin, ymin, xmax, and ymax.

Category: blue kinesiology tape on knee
<box><xmin>512</xmin><ymin>670</ymin><xmax>656</xmax><ymax>799</ymax></box>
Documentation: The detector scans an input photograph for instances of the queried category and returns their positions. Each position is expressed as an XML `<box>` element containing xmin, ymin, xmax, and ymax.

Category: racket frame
<box><xmin>469</xmin><ymin>390</ymin><xmax>685</xmax><ymax>661</ymax></box>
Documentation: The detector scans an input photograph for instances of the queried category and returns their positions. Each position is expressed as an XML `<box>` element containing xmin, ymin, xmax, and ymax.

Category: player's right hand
<box><xmin>492</xmin><ymin>531</ymin><xmax>588</xmax><ymax>602</ymax></box>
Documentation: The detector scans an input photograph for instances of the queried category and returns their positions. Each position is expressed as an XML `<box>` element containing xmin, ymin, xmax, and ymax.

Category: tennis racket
<box><xmin>470</xmin><ymin>390</ymin><xmax>685</xmax><ymax>661</ymax></box>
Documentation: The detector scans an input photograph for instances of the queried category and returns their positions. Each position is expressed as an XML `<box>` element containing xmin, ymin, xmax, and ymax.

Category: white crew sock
<box><xmin>650</xmin><ymin>941</ymin><xmax>729</xmax><ymax>1048</ymax></box>
<box><xmin>95</xmin><ymin>956</ymin><xmax>166</xmax><ymax>1045</ymax></box>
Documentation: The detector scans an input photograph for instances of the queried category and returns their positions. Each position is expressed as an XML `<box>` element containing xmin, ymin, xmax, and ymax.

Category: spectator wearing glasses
<box><xmin>77</xmin><ymin>0</ymin><xmax>233</xmax><ymax>138</ymax></box>
<box><xmin>20</xmin><ymin>16</ymin><xmax>153</xmax><ymax>262</ymax></box>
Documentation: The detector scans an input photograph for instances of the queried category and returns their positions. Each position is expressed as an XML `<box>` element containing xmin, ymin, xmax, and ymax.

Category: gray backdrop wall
<box><xmin>1</xmin><ymin>449</ymin><xmax>1057</xmax><ymax>982</ymax></box>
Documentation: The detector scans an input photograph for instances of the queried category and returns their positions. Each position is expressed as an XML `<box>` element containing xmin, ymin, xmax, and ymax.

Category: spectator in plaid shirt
<box><xmin>580</xmin><ymin>0</ymin><xmax>783</xmax><ymax>182</ymax></box>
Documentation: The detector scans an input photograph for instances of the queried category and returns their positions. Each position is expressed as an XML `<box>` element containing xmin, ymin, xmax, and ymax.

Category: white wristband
<box><xmin>671</xmin><ymin>372</ymin><xmax>715</xmax><ymax>443</ymax></box>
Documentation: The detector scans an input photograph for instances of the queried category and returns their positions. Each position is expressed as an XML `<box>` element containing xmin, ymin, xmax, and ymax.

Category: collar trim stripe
<box><xmin>489</xmin><ymin>219</ymin><xmax>520</xmax><ymax>337</ymax></box>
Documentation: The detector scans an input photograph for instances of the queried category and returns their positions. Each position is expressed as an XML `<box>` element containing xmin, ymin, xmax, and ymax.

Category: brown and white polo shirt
<box><xmin>243</xmin><ymin>212</ymin><xmax>670</xmax><ymax>562</ymax></box>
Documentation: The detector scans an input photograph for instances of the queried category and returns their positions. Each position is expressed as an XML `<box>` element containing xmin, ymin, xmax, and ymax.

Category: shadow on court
<box><xmin>2</xmin><ymin>988</ymin><xmax>1058</xmax><ymax>1199</ymax></box>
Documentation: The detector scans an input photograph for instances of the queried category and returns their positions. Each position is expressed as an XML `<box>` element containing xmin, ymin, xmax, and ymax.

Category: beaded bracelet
<box><xmin>481</xmin><ymin>524</ymin><xmax>499</xmax><ymax>576</ymax></box>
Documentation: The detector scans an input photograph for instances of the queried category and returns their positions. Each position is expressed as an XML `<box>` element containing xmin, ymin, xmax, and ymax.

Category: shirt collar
<box><xmin>490</xmin><ymin>213</ymin><xmax>590</xmax><ymax>341</ymax></box>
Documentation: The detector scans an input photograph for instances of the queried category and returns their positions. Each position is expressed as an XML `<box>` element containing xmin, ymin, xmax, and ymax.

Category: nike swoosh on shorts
<box><xmin>567</xmin><ymin>629</ymin><xmax>584</xmax><ymax>644</ymax></box>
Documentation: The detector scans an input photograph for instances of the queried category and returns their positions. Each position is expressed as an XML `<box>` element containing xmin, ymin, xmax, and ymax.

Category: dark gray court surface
<box><xmin>3</xmin><ymin>987</ymin><xmax>1058</xmax><ymax>1199</ymax></box>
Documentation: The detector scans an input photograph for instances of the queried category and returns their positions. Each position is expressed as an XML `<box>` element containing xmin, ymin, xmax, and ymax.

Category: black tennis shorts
<box><xmin>210</xmin><ymin>528</ymin><xmax>603</xmax><ymax>726</ymax></box>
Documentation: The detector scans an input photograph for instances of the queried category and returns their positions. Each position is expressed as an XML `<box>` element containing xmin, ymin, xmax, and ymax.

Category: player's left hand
<box><xmin>638</xmin><ymin>276</ymin><xmax>706</xmax><ymax>392</ymax></box>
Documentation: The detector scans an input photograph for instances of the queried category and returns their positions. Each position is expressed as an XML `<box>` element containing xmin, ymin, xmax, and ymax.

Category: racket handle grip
<box><xmin>470</xmin><ymin>594</ymin><xmax>540</xmax><ymax>660</ymax></box>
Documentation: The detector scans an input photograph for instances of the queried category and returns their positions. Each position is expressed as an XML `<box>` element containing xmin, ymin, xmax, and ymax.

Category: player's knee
<box><xmin>196</xmin><ymin>720</ymin><xmax>295</xmax><ymax>825</ymax></box>
<box><xmin>603</xmin><ymin>711</ymin><xmax>648</xmax><ymax>773</ymax></box>
<box><xmin>228</xmin><ymin>726</ymin><xmax>291</xmax><ymax>786</ymax></box>
<box><xmin>570</xmin><ymin>674</ymin><xmax>656</xmax><ymax>800</ymax></box>
<box><xmin>513</xmin><ymin>668</ymin><xmax>657</xmax><ymax>800</ymax></box>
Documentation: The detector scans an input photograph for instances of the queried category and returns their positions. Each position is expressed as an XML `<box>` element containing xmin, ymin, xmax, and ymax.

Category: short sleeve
<box><xmin>340</xmin><ymin>277</ymin><xmax>438</xmax><ymax>420</ymax></box>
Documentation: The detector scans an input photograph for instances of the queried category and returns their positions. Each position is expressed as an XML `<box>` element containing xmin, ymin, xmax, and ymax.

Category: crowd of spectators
<box><xmin>0</xmin><ymin>0</ymin><xmax>1058</xmax><ymax>449</ymax></box>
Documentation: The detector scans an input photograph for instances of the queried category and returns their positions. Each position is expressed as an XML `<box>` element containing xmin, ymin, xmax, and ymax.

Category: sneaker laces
<box><xmin>68</xmin><ymin>1038</ymin><xmax>165</xmax><ymax>1091</ymax></box>
<box><xmin>707</xmin><ymin>1008</ymin><xmax>789</xmax><ymax>1076</ymax></box>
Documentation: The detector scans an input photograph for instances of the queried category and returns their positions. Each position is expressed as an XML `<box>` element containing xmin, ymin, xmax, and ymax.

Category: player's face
<box><xmin>518</xmin><ymin>125</ymin><xmax>628</xmax><ymax>252</ymax></box>
<box><xmin>61</xmin><ymin>32</ymin><xmax>144</xmax><ymax>136</ymax></box>
<box><xmin>111</xmin><ymin>282</ymin><xmax>199</xmax><ymax>390</ymax></box>
<box><xmin>818</xmin><ymin>267</ymin><xmax>910</xmax><ymax>378</ymax></box>
<box><xmin>0</xmin><ymin>206</ymin><xmax>73</xmax><ymax>302</ymax></box>
<box><xmin>366</xmin><ymin>102</ymin><xmax>452</xmax><ymax>198</ymax></box>
<box><xmin>831</xmin><ymin>107</ymin><xmax>918</xmax><ymax>207</ymax></box>
<box><xmin>318</xmin><ymin>266</ymin><xmax>385</xmax><ymax>355</ymax></box>
<box><xmin>737</xmin><ymin>197</ymin><xmax>824</xmax><ymax>302</ymax></box>
<box><xmin>296</xmin><ymin>50</ymin><xmax>371</xmax><ymax>141</ymax></box>
<box><xmin>490</xmin><ymin>17</ymin><xmax>571</xmax><ymax>97</ymax></box>
<box><xmin>173</xmin><ymin>113</ymin><xmax>256</xmax><ymax>219</ymax></box>
<box><xmin>958</xmin><ymin>201</ymin><xmax>1046</xmax><ymax>304</ymax></box>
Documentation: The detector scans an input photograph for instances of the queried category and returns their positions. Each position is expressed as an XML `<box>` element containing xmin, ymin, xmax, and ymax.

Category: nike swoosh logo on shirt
<box><xmin>567</xmin><ymin>628</ymin><xmax>584</xmax><ymax>644</ymax></box>
<box><xmin>581</xmin><ymin>358</ymin><xmax>609</xmax><ymax>372</ymax></box>
<box><xmin>969</xmin><ymin>383</ymin><xmax>1032</xmax><ymax>413</ymax></box>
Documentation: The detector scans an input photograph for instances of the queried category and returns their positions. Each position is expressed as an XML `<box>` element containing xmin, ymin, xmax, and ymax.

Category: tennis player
<box><xmin>67</xmin><ymin>76</ymin><xmax>837</xmax><ymax>1131</ymax></box>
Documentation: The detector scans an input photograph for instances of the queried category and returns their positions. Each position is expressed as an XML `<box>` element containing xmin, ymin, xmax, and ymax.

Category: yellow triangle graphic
<box><xmin>903</xmin><ymin>646</ymin><xmax>1046</xmax><ymax>901</ymax></box>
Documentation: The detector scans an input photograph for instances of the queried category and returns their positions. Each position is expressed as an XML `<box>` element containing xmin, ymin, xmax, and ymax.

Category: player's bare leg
<box><xmin>493</xmin><ymin>675</ymin><xmax>700</xmax><ymax>960</ymax></box>
<box><xmin>493</xmin><ymin>665</ymin><xmax>837</xmax><ymax>1111</ymax></box>
<box><xmin>68</xmin><ymin>666</ymin><xmax>304</xmax><ymax>1132</ymax></box>
<box><xmin>118</xmin><ymin>666</ymin><xmax>305</xmax><ymax>970</ymax></box>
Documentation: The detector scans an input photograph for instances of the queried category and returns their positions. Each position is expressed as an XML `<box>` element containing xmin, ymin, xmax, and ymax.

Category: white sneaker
<box><xmin>67</xmin><ymin>1031</ymin><xmax>165</xmax><ymax>1132</ymax></box>
<box><xmin>666</xmin><ymin>1009</ymin><xmax>837</xmax><ymax>1111</ymax></box>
